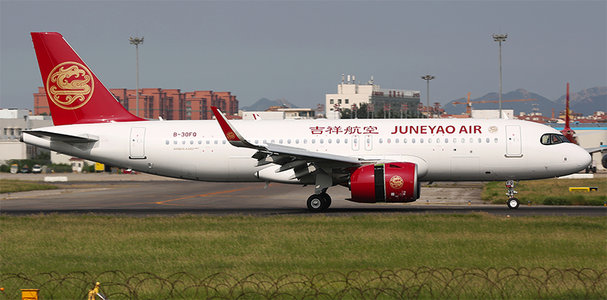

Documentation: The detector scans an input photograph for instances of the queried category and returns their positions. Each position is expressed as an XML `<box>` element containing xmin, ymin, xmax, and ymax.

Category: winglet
<box><xmin>211</xmin><ymin>106</ymin><xmax>262</xmax><ymax>149</ymax></box>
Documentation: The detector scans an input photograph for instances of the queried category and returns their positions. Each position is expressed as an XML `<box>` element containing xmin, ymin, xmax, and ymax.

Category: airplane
<box><xmin>560</xmin><ymin>82</ymin><xmax>606</xmax><ymax>172</ymax></box>
<box><xmin>22</xmin><ymin>32</ymin><xmax>591</xmax><ymax>211</ymax></box>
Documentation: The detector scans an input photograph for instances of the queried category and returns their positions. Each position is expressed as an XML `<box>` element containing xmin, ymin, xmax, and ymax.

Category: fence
<box><xmin>1</xmin><ymin>267</ymin><xmax>605</xmax><ymax>299</ymax></box>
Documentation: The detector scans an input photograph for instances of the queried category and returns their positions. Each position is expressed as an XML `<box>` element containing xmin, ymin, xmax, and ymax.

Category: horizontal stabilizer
<box><xmin>23</xmin><ymin>130</ymin><xmax>98</xmax><ymax>143</ymax></box>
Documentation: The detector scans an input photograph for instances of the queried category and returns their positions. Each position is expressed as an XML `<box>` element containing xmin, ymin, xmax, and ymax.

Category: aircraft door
<box><xmin>364</xmin><ymin>135</ymin><xmax>373</xmax><ymax>151</ymax></box>
<box><xmin>352</xmin><ymin>135</ymin><xmax>360</xmax><ymax>151</ymax></box>
<box><xmin>129</xmin><ymin>127</ymin><xmax>146</xmax><ymax>159</ymax></box>
<box><xmin>505</xmin><ymin>125</ymin><xmax>522</xmax><ymax>157</ymax></box>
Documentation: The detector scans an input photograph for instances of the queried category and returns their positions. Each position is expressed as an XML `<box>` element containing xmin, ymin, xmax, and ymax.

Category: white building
<box><xmin>471</xmin><ymin>109</ymin><xmax>515</xmax><ymax>119</ymax></box>
<box><xmin>0</xmin><ymin>110</ymin><xmax>53</xmax><ymax>164</ymax></box>
<box><xmin>0</xmin><ymin>109</ymin><xmax>91</xmax><ymax>166</ymax></box>
<box><xmin>325</xmin><ymin>75</ymin><xmax>420</xmax><ymax>119</ymax></box>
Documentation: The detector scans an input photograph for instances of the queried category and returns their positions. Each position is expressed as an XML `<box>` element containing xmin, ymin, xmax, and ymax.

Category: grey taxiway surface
<box><xmin>1</xmin><ymin>174</ymin><xmax>605</xmax><ymax>216</ymax></box>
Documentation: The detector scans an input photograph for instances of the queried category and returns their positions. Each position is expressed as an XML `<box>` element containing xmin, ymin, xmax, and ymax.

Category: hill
<box><xmin>555</xmin><ymin>87</ymin><xmax>607</xmax><ymax>116</ymax></box>
<box><xmin>241</xmin><ymin>98</ymin><xmax>298</xmax><ymax>111</ymax></box>
<box><xmin>443</xmin><ymin>89</ymin><xmax>556</xmax><ymax>116</ymax></box>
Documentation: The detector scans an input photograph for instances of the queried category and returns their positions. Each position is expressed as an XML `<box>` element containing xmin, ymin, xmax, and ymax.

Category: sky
<box><xmin>1</xmin><ymin>0</ymin><xmax>606</xmax><ymax>110</ymax></box>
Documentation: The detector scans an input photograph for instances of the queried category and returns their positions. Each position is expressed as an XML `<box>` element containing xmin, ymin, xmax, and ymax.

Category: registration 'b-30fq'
<box><xmin>23</xmin><ymin>32</ymin><xmax>591</xmax><ymax>211</ymax></box>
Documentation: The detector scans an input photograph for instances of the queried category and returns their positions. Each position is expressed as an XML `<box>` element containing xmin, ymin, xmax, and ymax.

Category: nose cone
<box><xmin>570</xmin><ymin>145</ymin><xmax>592</xmax><ymax>172</ymax></box>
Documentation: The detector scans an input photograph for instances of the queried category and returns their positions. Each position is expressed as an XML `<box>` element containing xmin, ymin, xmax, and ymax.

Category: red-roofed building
<box><xmin>34</xmin><ymin>87</ymin><xmax>238</xmax><ymax>120</ymax></box>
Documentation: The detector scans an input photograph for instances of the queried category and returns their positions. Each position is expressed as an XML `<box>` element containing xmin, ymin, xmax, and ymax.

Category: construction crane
<box><xmin>451</xmin><ymin>94</ymin><xmax>536</xmax><ymax>116</ymax></box>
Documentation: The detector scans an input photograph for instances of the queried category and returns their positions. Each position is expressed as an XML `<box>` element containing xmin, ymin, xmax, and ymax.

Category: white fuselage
<box><xmin>22</xmin><ymin>118</ymin><xmax>590</xmax><ymax>182</ymax></box>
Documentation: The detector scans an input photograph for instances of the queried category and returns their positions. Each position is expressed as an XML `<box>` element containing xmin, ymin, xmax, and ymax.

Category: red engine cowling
<box><xmin>349</xmin><ymin>162</ymin><xmax>419</xmax><ymax>203</ymax></box>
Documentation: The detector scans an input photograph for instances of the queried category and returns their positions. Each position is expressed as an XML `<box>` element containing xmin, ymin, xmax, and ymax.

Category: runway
<box><xmin>1</xmin><ymin>176</ymin><xmax>605</xmax><ymax>216</ymax></box>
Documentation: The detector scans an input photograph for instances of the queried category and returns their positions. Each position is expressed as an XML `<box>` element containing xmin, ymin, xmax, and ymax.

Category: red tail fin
<box><xmin>31</xmin><ymin>32</ymin><xmax>144</xmax><ymax>125</ymax></box>
<box><xmin>560</xmin><ymin>82</ymin><xmax>577</xmax><ymax>144</ymax></box>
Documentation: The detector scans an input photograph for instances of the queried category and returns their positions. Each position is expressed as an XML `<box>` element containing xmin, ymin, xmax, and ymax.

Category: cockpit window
<box><xmin>540</xmin><ymin>133</ymin><xmax>570</xmax><ymax>145</ymax></box>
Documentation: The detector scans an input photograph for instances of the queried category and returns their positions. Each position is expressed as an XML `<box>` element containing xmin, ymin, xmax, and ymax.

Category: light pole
<box><xmin>129</xmin><ymin>36</ymin><xmax>144</xmax><ymax>117</ymax></box>
<box><xmin>492</xmin><ymin>33</ymin><xmax>507</xmax><ymax>118</ymax></box>
<box><xmin>421</xmin><ymin>75</ymin><xmax>435</xmax><ymax>118</ymax></box>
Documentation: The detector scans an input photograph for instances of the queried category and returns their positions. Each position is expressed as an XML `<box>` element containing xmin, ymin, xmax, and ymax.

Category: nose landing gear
<box><xmin>506</xmin><ymin>180</ymin><xmax>519</xmax><ymax>209</ymax></box>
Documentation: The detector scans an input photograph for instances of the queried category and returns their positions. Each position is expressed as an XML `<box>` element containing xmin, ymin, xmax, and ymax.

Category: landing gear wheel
<box><xmin>307</xmin><ymin>193</ymin><xmax>331</xmax><ymax>212</ymax></box>
<box><xmin>320</xmin><ymin>193</ymin><xmax>332</xmax><ymax>210</ymax></box>
<box><xmin>505</xmin><ymin>180</ymin><xmax>520</xmax><ymax>209</ymax></box>
<box><xmin>307</xmin><ymin>194</ymin><xmax>324</xmax><ymax>212</ymax></box>
<box><xmin>507</xmin><ymin>198</ymin><xmax>520</xmax><ymax>209</ymax></box>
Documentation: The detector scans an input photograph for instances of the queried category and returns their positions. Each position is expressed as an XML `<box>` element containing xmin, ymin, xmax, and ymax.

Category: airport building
<box><xmin>34</xmin><ymin>87</ymin><xmax>239</xmax><ymax>120</ymax></box>
<box><xmin>0</xmin><ymin>109</ymin><xmax>95</xmax><ymax>167</ymax></box>
<box><xmin>0</xmin><ymin>109</ymin><xmax>52</xmax><ymax>164</ymax></box>
<box><xmin>325</xmin><ymin>75</ymin><xmax>421</xmax><ymax>119</ymax></box>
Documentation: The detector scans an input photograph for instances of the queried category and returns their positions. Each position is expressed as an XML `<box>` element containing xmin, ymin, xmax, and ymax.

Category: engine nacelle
<box><xmin>349</xmin><ymin>162</ymin><xmax>420</xmax><ymax>203</ymax></box>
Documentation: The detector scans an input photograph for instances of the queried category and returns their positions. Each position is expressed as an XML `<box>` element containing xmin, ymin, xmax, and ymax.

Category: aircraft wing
<box><xmin>585</xmin><ymin>146</ymin><xmax>606</xmax><ymax>154</ymax></box>
<box><xmin>23</xmin><ymin>130</ymin><xmax>99</xmax><ymax>143</ymax></box>
<box><xmin>211</xmin><ymin>107</ymin><xmax>362</xmax><ymax>178</ymax></box>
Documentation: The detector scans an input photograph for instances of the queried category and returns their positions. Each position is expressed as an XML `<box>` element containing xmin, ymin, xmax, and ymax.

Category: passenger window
<box><xmin>486</xmin><ymin>138</ymin><xmax>490</xmax><ymax>143</ymax></box>
<box><xmin>379</xmin><ymin>138</ymin><xmax>383</xmax><ymax>144</ymax></box>
<box><xmin>420</xmin><ymin>138</ymin><xmax>424</xmax><ymax>143</ymax></box>
<box><xmin>165</xmin><ymin>140</ymin><xmax>169</xmax><ymax>145</ymax></box>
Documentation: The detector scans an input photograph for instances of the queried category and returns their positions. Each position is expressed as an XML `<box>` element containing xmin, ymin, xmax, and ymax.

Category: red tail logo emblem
<box><xmin>46</xmin><ymin>62</ymin><xmax>94</xmax><ymax>110</ymax></box>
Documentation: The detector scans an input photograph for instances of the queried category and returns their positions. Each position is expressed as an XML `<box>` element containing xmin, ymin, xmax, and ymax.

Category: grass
<box><xmin>482</xmin><ymin>178</ymin><xmax>607</xmax><ymax>205</ymax></box>
<box><xmin>0</xmin><ymin>179</ymin><xmax>58</xmax><ymax>193</ymax></box>
<box><xmin>1</xmin><ymin>214</ymin><xmax>605</xmax><ymax>276</ymax></box>
<box><xmin>1</xmin><ymin>214</ymin><xmax>605</xmax><ymax>299</ymax></box>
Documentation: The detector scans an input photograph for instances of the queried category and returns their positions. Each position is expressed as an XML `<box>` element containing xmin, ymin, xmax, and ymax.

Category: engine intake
<box><xmin>349</xmin><ymin>162</ymin><xmax>420</xmax><ymax>203</ymax></box>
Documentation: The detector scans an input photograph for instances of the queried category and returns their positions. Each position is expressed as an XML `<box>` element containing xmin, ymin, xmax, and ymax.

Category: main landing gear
<box><xmin>505</xmin><ymin>180</ymin><xmax>519</xmax><ymax>209</ymax></box>
<box><xmin>307</xmin><ymin>192</ymin><xmax>332</xmax><ymax>212</ymax></box>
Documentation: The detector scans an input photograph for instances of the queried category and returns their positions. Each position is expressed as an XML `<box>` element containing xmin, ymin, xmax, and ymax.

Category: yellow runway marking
<box><xmin>155</xmin><ymin>185</ymin><xmax>261</xmax><ymax>206</ymax></box>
